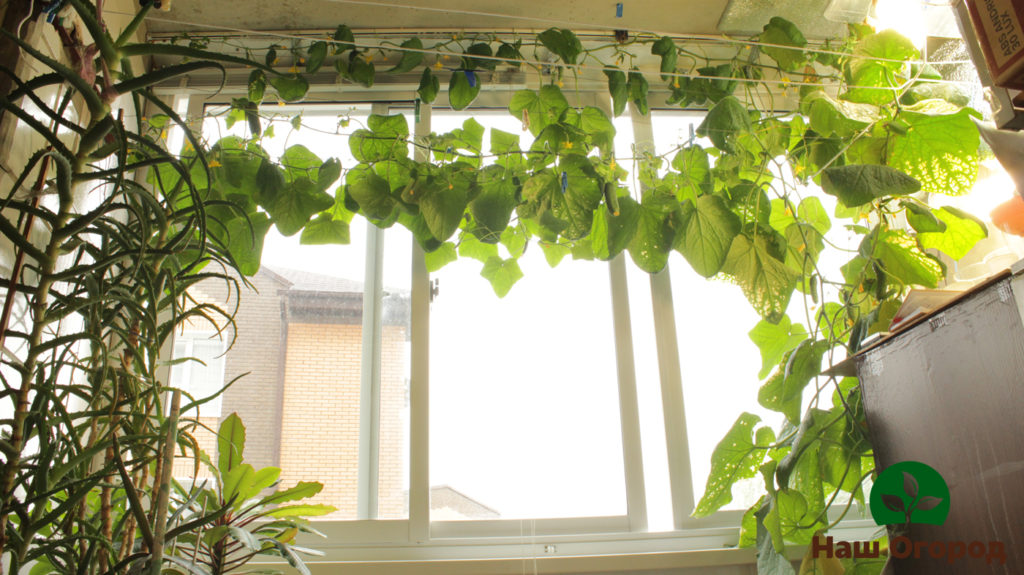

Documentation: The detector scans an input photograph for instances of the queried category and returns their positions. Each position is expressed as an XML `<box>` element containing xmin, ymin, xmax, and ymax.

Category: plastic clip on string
<box><xmin>44</xmin><ymin>0</ymin><xmax>63</xmax><ymax>24</ymax></box>
<box><xmin>616</xmin><ymin>2</ymin><xmax>623</xmax><ymax>17</ymax></box>
<box><xmin>560</xmin><ymin>171</ymin><xmax>568</xmax><ymax>194</ymax></box>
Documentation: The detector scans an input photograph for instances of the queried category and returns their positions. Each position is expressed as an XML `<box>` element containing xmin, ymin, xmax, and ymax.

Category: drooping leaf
<box><xmin>868</xmin><ymin>229</ymin><xmax>944</xmax><ymax>288</ymax></box>
<box><xmin>388</xmin><ymin>37</ymin><xmax>424</xmax><ymax>73</ymax></box>
<box><xmin>471</xmin><ymin>166</ymin><xmax>518</xmax><ymax>242</ymax></box>
<box><xmin>592</xmin><ymin>194</ymin><xmax>639</xmax><ymax>260</ymax></box>
<box><xmin>605</xmin><ymin>69</ymin><xmax>628</xmax><ymax>117</ymax></box>
<box><xmin>672</xmin><ymin>145</ymin><xmax>712</xmax><ymax>201</ymax></box>
<box><xmin>843</xmin><ymin>29</ymin><xmax>920</xmax><ymax>105</ymax></box>
<box><xmin>820</xmin><ymin>164</ymin><xmax>921</xmax><ymax>208</ymax></box>
<box><xmin>802</xmin><ymin>90</ymin><xmax>880</xmax><ymax>138</ymax></box>
<box><xmin>797</xmin><ymin>197</ymin><xmax>831</xmax><ymax>235</ymax></box>
<box><xmin>448</xmin><ymin>70</ymin><xmax>481</xmax><ymax>110</ymax></box>
<box><xmin>300</xmin><ymin>213</ymin><xmax>350</xmax><ymax>245</ymax></box>
<box><xmin>693</xmin><ymin>413</ymin><xmax>768</xmax><ymax>517</ymax></box>
<box><xmin>887</xmin><ymin>103</ymin><xmax>980</xmax><ymax>196</ymax></box>
<box><xmin>628</xmin><ymin>71</ymin><xmax>649</xmax><ymax>116</ymax></box>
<box><xmin>346</xmin><ymin>166</ymin><xmax>395</xmax><ymax>220</ymax></box>
<box><xmin>225</xmin><ymin>213</ymin><xmax>273</xmax><ymax>276</ymax></box>
<box><xmin>462</xmin><ymin>42</ymin><xmax>496</xmax><ymax>70</ymax></box>
<box><xmin>280</xmin><ymin>145</ymin><xmax>323</xmax><ymax>182</ymax></box>
<box><xmin>458</xmin><ymin>233</ymin><xmax>499</xmax><ymax>263</ymax></box>
<box><xmin>425</xmin><ymin>242</ymin><xmax>457</xmax><ymax>272</ymax></box>
<box><xmin>269</xmin><ymin>74</ymin><xmax>309</xmax><ymax>102</ymax></box>
<box><xmin>758</xmin><ymin>340</ymin><xmax>830</xmax><ymax>424</ymax></box>
<box><xmin>756</xmin><ymin>503</ymin><xmax>797</xmax><ymax>575</ymax></box>
<box><xmin>480</xmin><ymin>256</ymin><xmax>523</xmax><ymax>297</ymax></box>
<box><xmin>306</xmin><ymin>41</ymin><xmax>328</xmax><ymax>74</ymax></box>
<box><xmin>349</xmin><ymin>114</ymin><xmax>409</xmax><ymax>162</ymax></box>
<box><xmin>917</xmin><ymin>206</ymin><xmax>987</xmax><ymax>260</ymax></box>
<box><xmin>799</xmin><ymin>533</ymin><xmax>846</xmax><ymax>575</ymax></box>
<box><xmin>248</xmin><ymin>70</ymin><xmax>267</xmax><ymax>102</ymax></box>
<box><xmin>760</xmin><ymin>17</ymin><xmax>807</xmax><ymax>71</ymax></box>
<box><xmin>628</xmin><ymin>194</ymin><xmax>677</xmax><ymax>273</ymax></box>
<box><xmin>651</xmin><ymin>36</ymin><xmax>678</xmax><ymax>80</ymax></box>
<box><xmin>697</xmin><ymin>96</ymin><xmax>753</xmax><ymax>154</ymax></box>
<box><xmin>537</xmin><ymin>28</ymin><xmax>583</xmax><ymax>65</ymax></box>
<box><xmin>749</xmin><ymin>316</ymin><xmax>808</xmax><ymax>380</ymax></box>
<box><xmin>509</xmin><ymin>86</ymin><xmax>570</xmax><ymax>137</ymax></box>
<box><xmin>902</xmin><ymin>199</ymin><xmax>947</xmax><ymax>233</ymax></box>
<box><xmin>675</xmin><ymin>194</ymin><xmax>741</xmax><ymax>277</ymax></box>
<box><xmin>417</xmin><ymin>67</ymin><xmax>440</xmax><ymax>103</ymax></box>
<box><xmin>540</xmin><ymin>241</ymin><xmax>572</xmax><ymax>267</ymax></box>
<box><xmin>333</xmin><ymin>24</ymin><xmax>355</xmax><ymax>53</ymax></box>
<box><xmin>722</xmin><ymin>234</ymin><xmax>800</xmax><ymax>323</ymax></box>
<box><xmin>266</xmin><ymin>178</ymin><xmax>334</xmax><ymax>236</ymax></box>
<box><xmin>520</xmin><ymin>157</ymin><xmax>603</xmax><ymax>240</ymax></box>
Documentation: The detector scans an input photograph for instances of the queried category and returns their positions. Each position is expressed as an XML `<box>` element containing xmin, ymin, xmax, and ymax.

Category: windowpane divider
<box><xmin>609</xmin><ymin>254</ymin><xmax>648</xmax><ymax>532</ymax></box>
<box><xmin>408</xmin><ymin>100</ymin><xmax>432</xmax><ymax>543</ymax></box>
<box><xmin>629</xmin><ymin>104</ymin><xmax>697</xmax><ymax>529</ymax></box>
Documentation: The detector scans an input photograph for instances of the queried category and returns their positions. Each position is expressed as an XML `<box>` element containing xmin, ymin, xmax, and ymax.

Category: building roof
<box><xmin>267</xmin><ymin>266</ymin><xmax>364</xmax><ymax>294</ymax></box>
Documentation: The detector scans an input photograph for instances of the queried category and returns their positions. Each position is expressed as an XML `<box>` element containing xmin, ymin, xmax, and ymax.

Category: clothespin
<box><xmin>615</xmin><ymin>2</ymin><xmax>623</xmax><ymax>17</ymax></box>
<box><xmin>44</xmin><ymin>1</ymin><xmax>63</xmax><ymax>24</ymax></box>
<box><xmin>688</xmin><ymin>123</ymin><xmax>695</xmax><ymax>147</ymax></box>
<box><xmin>560</xmin><ymin>171</ymin><xmax>568</xmax><ymax>194</ymax></box>
<box><xmin>415</xmin><ymin>98</ymin><xmax>421</xmax><ymax>124</ymax></box>
<box><xmin>464</xmin><ymin>70</ymin><xmax>476</xmax><ymax>88</ymax></box>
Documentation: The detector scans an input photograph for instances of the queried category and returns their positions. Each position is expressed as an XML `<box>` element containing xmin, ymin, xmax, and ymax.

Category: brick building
<box><xmin>171</xmin><ymin>266</ymin><xmax>410</xmax><ymax>519</ymax></box>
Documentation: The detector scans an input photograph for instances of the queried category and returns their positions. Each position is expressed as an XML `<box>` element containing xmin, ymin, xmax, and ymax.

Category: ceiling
<box><xmin>144</xmin><ymin>0</ymin><xmax>848</xmax><ymax>38</ymax></box>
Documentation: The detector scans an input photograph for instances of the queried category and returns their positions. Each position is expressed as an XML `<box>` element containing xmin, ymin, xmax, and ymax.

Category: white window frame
<box><xmin>156</xmin><ymin>82</ymin><xmax>877</xmax><ymax>569</ymax></box>
<box><xmin>170</xmin><ymin>331</ymin><xmax>228</xmax><ymax>419</ymax></box>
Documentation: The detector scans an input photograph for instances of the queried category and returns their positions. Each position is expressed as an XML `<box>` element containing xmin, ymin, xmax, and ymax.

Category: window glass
<box><xmin>171</xmin><ymin>336</ymin><xmax>227</xmax><ymax>418</ymax></box>
<box><xmin>649</xmin><ymin>110</ymin><xmax>777</xmax><ymax>510</ymax></box>
<box><xmin>427</xmin><ymin>110</ymin><xmax>626</xmax><ymax>520</ymax></box>
<box><xmin>167</xmin><ymin>105</ymin><xmax>412</xmax><ymax>519</ymax></box>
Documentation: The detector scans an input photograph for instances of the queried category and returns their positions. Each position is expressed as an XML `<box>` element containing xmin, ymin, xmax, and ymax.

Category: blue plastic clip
<box><xmin>560</xmin><ymin>171</ymin><xmax>568</xmax><ymax>194</ymax></box>
<box><xmin>688</xmin><ymin>123</ymin><xmax>695</xmax><ymax>147</ymax></box>
<box><xmin>464</xmin><ymin>70</ymin><xmax>477</xmax><ymax>88</ymax></box>
<box><xmin>415</xmin><ymin>98</ymin><xmax>421</xmax><ymax>124</ymax></box>
<box><xmin>615</xmin><ymin>2</ymin><xmax>623</xmax><ymax>17</ymax></box>
<box><xmin>44</xmin><ymin>1</ymin><xmax>63</xmax><ymax>23</ymax></box>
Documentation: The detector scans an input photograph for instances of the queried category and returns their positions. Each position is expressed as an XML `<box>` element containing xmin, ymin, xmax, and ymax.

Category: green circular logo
<box><xmin>869</xmin><ymin>461</ymin><xmax>950</xmax><ymax>526</ymax></box>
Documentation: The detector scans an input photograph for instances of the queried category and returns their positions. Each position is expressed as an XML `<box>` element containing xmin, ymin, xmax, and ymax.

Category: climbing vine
<box><xmin>141</xmin><ymin>17</ymin><xmax>986</xmax><ymax>574</ymax></box>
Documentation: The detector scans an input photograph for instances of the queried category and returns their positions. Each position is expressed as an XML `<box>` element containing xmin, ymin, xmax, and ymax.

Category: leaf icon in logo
<box><xmin>882</xmin><ymin>494</ymin><xmax>905</xmax><ymax>513</ymax></box>
<box><xmin>915</xmin><ymin>496</ymin><xmax>943</xmax><ymax>511</ymax></box>
<box><xmin>903</xmin><ymin>471</ymin><xmax>918</xmax><ymax>499</ymax></box>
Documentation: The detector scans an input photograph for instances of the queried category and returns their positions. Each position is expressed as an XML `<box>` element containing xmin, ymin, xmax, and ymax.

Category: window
<box><xmin>161</xmin><ymin>90</ymin><xmax>879</xmax><ymax>566</ymax></box>
<box><xmin>170</xmin><ymin>334</ymin><xmax>227</xmax><ymax>418</ymax></box>
<box><xmin>168</xmin><ymin>104</ymin><xmax>413</xmax><ymax>520</ymax></box>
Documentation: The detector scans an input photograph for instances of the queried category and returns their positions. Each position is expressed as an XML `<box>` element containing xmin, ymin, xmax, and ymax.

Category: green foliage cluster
<box><xmin>166</xmin><ymin>414</ymin><xmax>335</xmax><ymax>575</ymax></box>
<box><xmin>0</xmin><ymin>2</ymin><xmax>332</xmax><ymax>574</ymax></box>
<box><xmin>2</xmin><ymin>3</ymin><xmax>991</xmax><ymax>575</ymax></box>
<box><xmin>160</xmin><ymin>18</ymin><xmax>988</xmax><ymax>575</ymax></box>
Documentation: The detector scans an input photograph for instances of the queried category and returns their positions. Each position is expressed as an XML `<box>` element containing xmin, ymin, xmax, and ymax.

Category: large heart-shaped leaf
<box><xmin>675</xmin><ymin>194</ymin><xmax>741</xmax><ymax>277</ymax></box>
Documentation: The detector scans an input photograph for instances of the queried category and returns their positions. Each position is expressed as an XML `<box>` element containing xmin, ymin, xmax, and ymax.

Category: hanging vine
<box><xmin>5</xmin><ymin>5</ymin><xmax>989</xmax><ymax>573</ymax></box>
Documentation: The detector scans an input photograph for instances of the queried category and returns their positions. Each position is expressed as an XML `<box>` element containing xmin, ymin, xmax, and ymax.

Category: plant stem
<box><xmin>148</xmin><ymin>389</ymin><xmax>181</xmax><ymax>575</ymax></box>
<box><xmin>0</xmin><ymin>159</ymin><xmax>76</xmax><ymax>560</ymax></box>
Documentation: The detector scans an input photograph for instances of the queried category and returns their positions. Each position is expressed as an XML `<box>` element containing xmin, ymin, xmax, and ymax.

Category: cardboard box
<box><xmin>962</xmin><ymin>0</ymin><xmax>1024</xmax><ymax>89</ymax></box>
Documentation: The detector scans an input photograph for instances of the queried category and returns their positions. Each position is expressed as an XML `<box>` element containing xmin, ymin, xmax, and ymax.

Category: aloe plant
<box><xmin>0</xmin><ymin>2</ymin><xmax>259</xmax><ymax>573</ymax></box>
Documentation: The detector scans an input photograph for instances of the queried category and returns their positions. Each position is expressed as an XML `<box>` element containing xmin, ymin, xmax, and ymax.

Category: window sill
<box><xmin>249</xmin><ymin>519</ymin><xmax>877</xmax><ymax>572</ymax></box>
